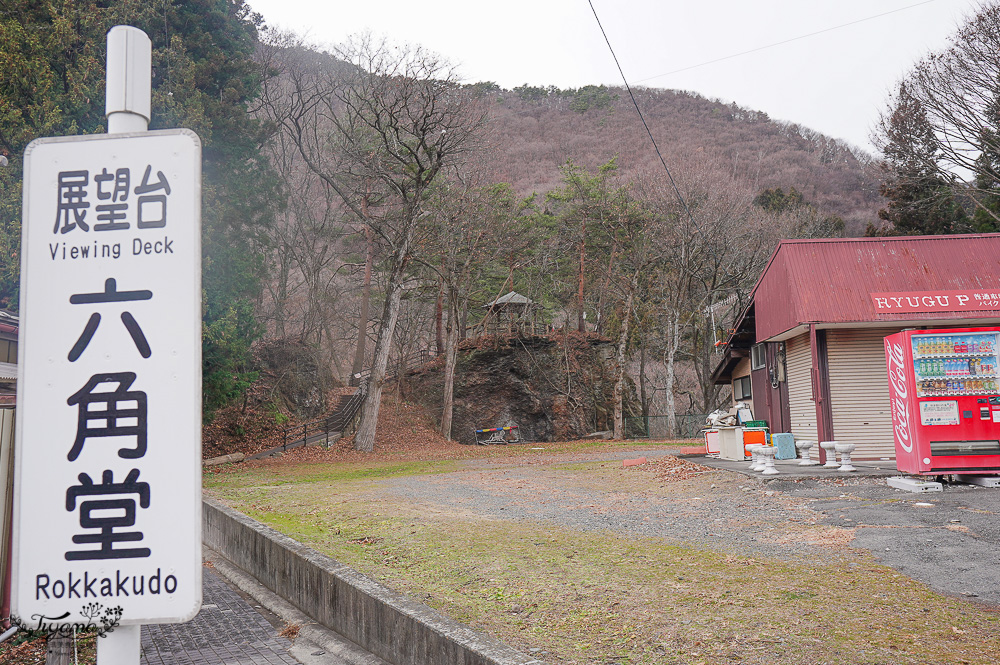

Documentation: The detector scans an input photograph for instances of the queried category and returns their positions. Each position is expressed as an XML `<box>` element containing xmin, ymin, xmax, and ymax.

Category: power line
<box><xmin>635</xmin><ymin>0</ymin><xmax>938</xmax><ymax>84</ymax></box>
<box><xmin>586</xmin><ymin>0</ymin><xmax>698</xmax><ymax>231</ymax></box>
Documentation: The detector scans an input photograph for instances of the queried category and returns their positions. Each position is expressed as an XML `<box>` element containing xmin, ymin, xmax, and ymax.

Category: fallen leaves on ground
<box><xmin>278</xmin><ymin>623</ymin><xmax>300</xmax><ymax>639</ymax></box>
<box><xmin>642</xmin><ymin>455</ymin><xmax>716</xmax><ymax>481</ymax></box>
<box><xmin>0</xmin><ymin>636</ymin><xmax>45</xmax><ymax>665</ymax></box>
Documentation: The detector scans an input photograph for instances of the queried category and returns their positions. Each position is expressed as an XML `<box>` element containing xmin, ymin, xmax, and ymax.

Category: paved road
<box><xmin>141</xmin><ymin>568</ymin><xmax>300</xmax><ymax>665</ymax></box>
<box><xmin>782</xmin><ymin>476</ymin><xmax>1000</xmax><ymax>604</ymax></box>
<box><xmin>698</xmin><ymin>455</ymin><xmax>1000</xmax><ymax>604</ymax></box>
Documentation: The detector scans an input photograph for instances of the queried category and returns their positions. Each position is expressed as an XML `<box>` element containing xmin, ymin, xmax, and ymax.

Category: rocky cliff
<box><xmin>403</xmin><ymin>333</ymin><xmax>638</xmax><ymax>445</ymax></box>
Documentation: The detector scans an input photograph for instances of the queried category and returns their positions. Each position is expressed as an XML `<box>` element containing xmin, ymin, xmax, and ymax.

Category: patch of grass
<box><xmin>288</xmin><ymin>460</ymin><xmax>461</xmax><ymax>484</ymax></box>
<box><xmin>209</xmin><ymin>460</ymin><xmax>1000</xmax><ymax>665</ymax></box>
<box><xmin>551</xmin><ymin>461</ymin><xmax>606</xmax><ymax>472</ymax></box>
<box><xmin>205</xmin><ymin>459</ymin><xmax>461</xmax><ymax>492</ymax></box>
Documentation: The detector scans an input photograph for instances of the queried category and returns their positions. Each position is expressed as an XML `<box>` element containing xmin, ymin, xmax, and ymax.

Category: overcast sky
<box><xmin>246</xmin><ymin>0</ymin><xmax>984</xmax><ymax>153</ymax></box>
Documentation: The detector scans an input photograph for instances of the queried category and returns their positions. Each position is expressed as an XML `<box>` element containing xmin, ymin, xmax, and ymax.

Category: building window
<box><xmin>733</xmin><ymin>375</ymin><xmax>752</xmax><ymax>400</ymax></box>
<box><xmin>751</xmin><ymin>343</ymin><xmax>765</xmax><ymax>370</ymax></box>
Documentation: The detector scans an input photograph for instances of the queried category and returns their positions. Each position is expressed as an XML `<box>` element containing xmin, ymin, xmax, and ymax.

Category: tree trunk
<box><xmin>354</xmin><ymin>229</ymin><xmax>412</xmax><ymax>452</ymax></box>
<box><xmin>612</xmin><ymin>273</ymin><xmax>637</xmax><ymax>439</ymax></box>
<box><xmin>663</xmin><ymin>309</ymin><xmax>680</xmax><ymax>438</ymax></box>
<box><xmin>435</xmin><ymin>279</ymin><xmax>445</xmax><ymax>354</ymax></box>
<box><xmin>577</xmin><ymin>219</ymin><xmax>586</xmax><ymax>333</ymax></box>
<box><xmin>350</xmin><ymin>226</ymin><xmax>374</xmax><ymax>383</ymax></box>
<box><xmin>459</xmin><ymin>303</ymin><xmax>468</xmax><ymax>341</ymax></box>
<box><xmin>639</xmin><ymin>336</ymin><xmax>648</xmax><ymax>419</ymax></box>
<box><xmin>440</xmin><ymin>292</ymin><xmax>459</xmax><ymax>440</ymax></box>
<box><xmin>596</xmin><ymin>246</ymin><xmax>619</xmax><ymax>336</ymax></box>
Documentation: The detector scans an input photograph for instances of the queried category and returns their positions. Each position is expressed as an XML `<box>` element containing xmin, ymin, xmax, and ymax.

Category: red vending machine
<box><xmin>885</xmin><ymin>327</ymin><xmax>1000</xmax><ymax>475</ymax></box>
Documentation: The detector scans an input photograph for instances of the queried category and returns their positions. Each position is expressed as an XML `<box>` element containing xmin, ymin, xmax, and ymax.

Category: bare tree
<box><xmin>421</xmin><ymin>179</ymin><xmax>520</xmax><ymax>439</ymax></box>
<box><xmin>259</xmin><ymin>32</ymin><xmax>488</xmax><ymax>451</ymax></box>
<box><xmin>256</xmin><ymin>69</ymin><xmax>357</xmax><ymax>383</ymax></box>
<box><xmin>637</xmin><ymin>159</ymin><xmax>782</xmax><ymax>433</ymax></box>
<box><xmin>891</xmin><ymin>4</ymin><xmax>1000</xmax><ymax>225</ymax></box>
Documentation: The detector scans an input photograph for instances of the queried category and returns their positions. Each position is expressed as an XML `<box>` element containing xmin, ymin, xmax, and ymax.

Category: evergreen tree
<box><xmin>970</xmin><ymin>91</ymin><xmax>1000</xmax><ymax>232</ymax></box>
<box><xmin>0</xmin><ymin>0</ymin><xmax>109</xmax><ymax>308</ymax></box>
<box><xmin>873</xmin><ymin>83</ymin><xmax>965</xmax><ymax>236</ymax></box>
<box><xmin>0</xmin><ymin>0</ymin><xmax>275</xmax><ymax>413</ymax></box>
<box><xmin>752</xmin><ymin>187</ymin><xmax>805</xmax><ymax>213</ymax></box>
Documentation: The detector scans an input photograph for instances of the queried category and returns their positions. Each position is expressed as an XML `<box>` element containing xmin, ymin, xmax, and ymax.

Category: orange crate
<box><xmin>742</xmin><ymin>429</ymin><xmax>768</xmax><ymax>456</ymax></box>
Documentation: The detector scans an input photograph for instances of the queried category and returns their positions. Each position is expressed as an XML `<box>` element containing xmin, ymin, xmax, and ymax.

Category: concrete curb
<box><xmin>686</xmin><ymin>454</ymin><xmax>899</xmax><ymax>481</ymax></box>
<box><xmin>203</xmin><ymin>498</ymin><xmax>544</xmax><ymax>665</ymax></box>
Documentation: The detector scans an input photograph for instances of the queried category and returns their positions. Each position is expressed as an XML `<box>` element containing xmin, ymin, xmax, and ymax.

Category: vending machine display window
<box><xmin>911</xmin><ymin>331</ymin><xmax>999</xmax><ymax>397</ymax></box>
<box><xmin>886</xmin><ymin>327</ymin><xmax>1000</xmax><ymax>475</ymax></box>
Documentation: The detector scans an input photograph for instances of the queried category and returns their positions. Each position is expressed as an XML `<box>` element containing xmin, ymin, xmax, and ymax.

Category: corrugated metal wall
<box><xmin>827</xmin><ymin>328</ymin><xmax>901</xmax><ymax>460</ymax></box>
<box><xmin>786</xmin><ymin>333</ymin><xmax>817</xmax><ymax>441</ymax></box>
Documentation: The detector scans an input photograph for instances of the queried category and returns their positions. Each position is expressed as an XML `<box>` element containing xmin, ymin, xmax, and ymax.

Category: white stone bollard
<box><xmin>835</xmin><ymin>442</ymin><xmax>857</xmax><ymax>472</ymax></box>
<box><xmin>820</xmin><ymin>441</ymin><xmax>839</xmax><ymax>468</ymax></box>
<box><xmin>760</xmin><ymin>445</ymin><xmax>780</xmax><ymax>475</ymax></box>
<box><xmin>795</xmin><ymin>440</ymin><xmax>820</xmax><ymax>466</ymax></box>
<box><xmin>747</xmin><ymin>443</ymin><xmax>764</xmax><ymax>469</ymax></box>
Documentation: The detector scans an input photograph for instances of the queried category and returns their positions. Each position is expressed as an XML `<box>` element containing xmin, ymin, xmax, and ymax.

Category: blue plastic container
<box><xmin>772</xmin><ymin>432</ymin><xmax>796</xmax><ymax>460</ymax></box>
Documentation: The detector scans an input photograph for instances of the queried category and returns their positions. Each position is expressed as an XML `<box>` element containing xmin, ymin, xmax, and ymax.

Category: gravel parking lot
<box><xmin>383</xmin><ymin>449</ymin><xmax>1000</xmax><ymax>606</ymax></box>
<box><xmin>209</xmin><ymin>443</ymin><xmax>1000</xmax><ymax>663</ymax></box>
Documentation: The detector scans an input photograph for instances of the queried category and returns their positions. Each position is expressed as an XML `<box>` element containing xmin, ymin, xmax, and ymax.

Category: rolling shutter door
<box><xmin>827</xmin><ymin>328</ymin><xmax>901</xmax><ymax>460</ymax></box>
<box><xmin>785</xmin><ymin>333</ymin><xmax>817</xmax><ymax>441</ymax></box>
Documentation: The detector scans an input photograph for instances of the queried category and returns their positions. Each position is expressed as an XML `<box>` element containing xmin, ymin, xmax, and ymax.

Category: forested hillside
<box><xmin>0</xmin><ymin>0</ymin><xmax>273</xmax><ymax>414</ymax></box>
<box><xmin>248</xmin><ymin>35</ymin><xmax>884</xmax><ymax>445</ymax></box>
<box><xmin>0</xmin><ymin>2</ymin><xmax>887</xmax><ymax>449</ymax></box>
<box><xmin>483</xmin><ymin>85</ymin><xmax>880</xmax><ymax>232</ymax></box>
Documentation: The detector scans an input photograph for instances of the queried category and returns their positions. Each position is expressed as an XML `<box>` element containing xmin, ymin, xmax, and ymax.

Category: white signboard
<box><xmin>919</xmin><ymin>400</ymin><xmax>960</xmax><ymax>427</ymax></box>
<box><xmin>13</xmin><ymin>129</ymin><xmax>202</xmax><ymax>627</ymax></box>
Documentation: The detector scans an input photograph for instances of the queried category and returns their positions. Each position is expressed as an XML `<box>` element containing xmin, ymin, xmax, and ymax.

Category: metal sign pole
<box><xmin>97</xmin><ymin>25</ymin><xmax>150</xmax><ymax>665</ymax></box>
<box><xmin>105</xmin><ymin>26</ymin><xmax>151</xmax><ymax>134</ymax></box>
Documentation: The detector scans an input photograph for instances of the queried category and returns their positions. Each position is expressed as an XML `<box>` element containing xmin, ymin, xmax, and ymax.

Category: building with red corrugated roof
<box><xmin>712</xmin><ymin>235</ymin><xmax>1000</xmax><ymax>460</ymax></box>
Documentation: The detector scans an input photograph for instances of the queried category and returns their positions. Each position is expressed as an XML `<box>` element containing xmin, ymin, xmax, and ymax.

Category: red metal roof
<box><xmin>0</xmin><ymin>308</ymin><xmax>17</xmax><ymax>336</ymax></box>
<box><xmin>752</xmin><ymin>234</ymin><xmax>1000</xmax><ymax>341</ymax></box>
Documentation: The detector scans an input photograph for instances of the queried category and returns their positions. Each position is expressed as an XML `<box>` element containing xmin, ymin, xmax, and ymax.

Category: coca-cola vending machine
<box><xmin>885</xmin><ymin>327</ymin><xmax>1000</xmax><ymax>475</ymax></box>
